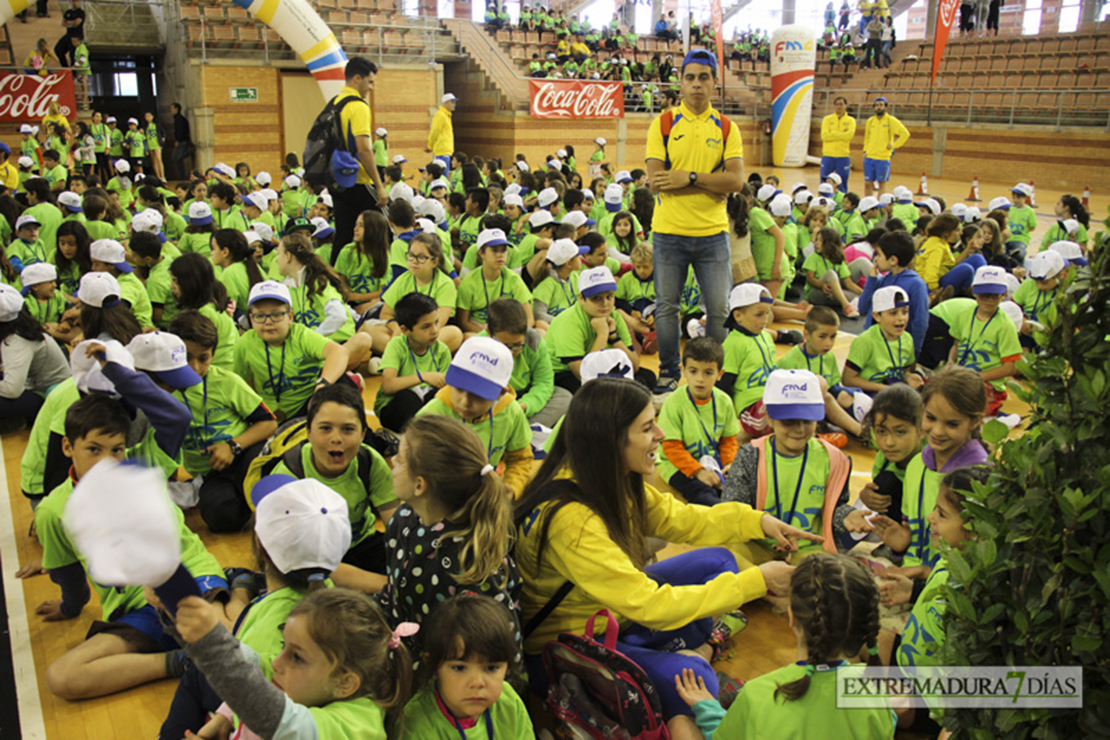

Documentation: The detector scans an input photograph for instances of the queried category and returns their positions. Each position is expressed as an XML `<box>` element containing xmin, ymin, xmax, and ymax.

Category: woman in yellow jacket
<box><xmin>916</xmin><ymin>212</ymin><xmax>987</xmax><ymax>296</ymax></box>
<box><xmin>514</xmin><ymin>378</ymin><xmax>817</xmax><ymax>739</ymax></box>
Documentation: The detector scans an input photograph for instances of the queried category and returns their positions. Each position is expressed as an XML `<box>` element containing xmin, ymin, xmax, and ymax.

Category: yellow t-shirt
<box><xmin>335</xmin><ymin>86</ymin><xmax>373</xmax><ymax>186</ymax></box>
<box><xmin>646</xmin><ymin>101</ymin><xmax>744</xmax><ymax>238</ymax></box>
<box><xmin>0</xmin><ymin>160</ymin><xmax>18</xmax><ymax>192</ymax></box>
<box><xmin>863</xmin><ymin>113</ymin><xmax>910</xmax><ymax>161</ymax></box>
<box><xmin>821</xmin><ymin>113</ymin><xmax>856</xmax><ymax>158</ymax></box>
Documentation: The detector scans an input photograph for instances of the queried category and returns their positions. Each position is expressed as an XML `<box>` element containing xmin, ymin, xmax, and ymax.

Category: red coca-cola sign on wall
<box><xmin>0</xmin><ymin>72</ymin><xmax>77</xmax><ymax>122</ymax></box>
<box><xmin>529</xmin><ymin>80</ymin><xmax>624</xmax><ymax>119</ymax></box>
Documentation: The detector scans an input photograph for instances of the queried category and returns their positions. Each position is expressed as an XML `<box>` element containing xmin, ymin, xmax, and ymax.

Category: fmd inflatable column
<box><xmin>770</xmin><ymin>25</ymin><xmax>815</xmax><ymax>168</ymax></box>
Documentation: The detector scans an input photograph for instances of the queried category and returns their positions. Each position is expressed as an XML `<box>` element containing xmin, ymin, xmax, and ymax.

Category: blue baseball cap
<box><xmin>763</xmin><ymin>369</ymin><xmax>826</xmax><ymax>422</ymax></box>
<box><xmin>445</xmin><ymin>337</ymin><xmax>514</xmax><ymax>401</ymax></box>
<box><xmin>682</xmin><ymin>48</ymin><xmax>717</xmax><ymax>70</ymax></box>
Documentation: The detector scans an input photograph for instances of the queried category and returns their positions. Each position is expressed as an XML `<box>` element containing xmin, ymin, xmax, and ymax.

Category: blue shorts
<box><xmin>863</xmin><ymin>158</ymin><xmax>892</xmax><ymax>183</ymax></box>
<box><xmin>90</xmin><ymin>575</ymin><xmax>229</xmax><ymax>653</ymax></box>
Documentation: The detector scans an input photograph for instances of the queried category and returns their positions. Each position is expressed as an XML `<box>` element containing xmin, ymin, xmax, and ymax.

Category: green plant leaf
<box><xmin>982</xmin><ymin>418</ymin><xmax>1011</xmax><ymax>447</ymax></box>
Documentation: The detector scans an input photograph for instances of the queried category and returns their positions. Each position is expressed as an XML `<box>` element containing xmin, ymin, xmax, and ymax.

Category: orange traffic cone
<box><xmin>917</xmin><ymin>172</ymin><xmax>928</xmax><ymax>195</ymax></box>
<box><xmin>966</xmin><ymin>175</ymin><xmax>981</xmax><ymax>202</ymax></box>
<box><xmin>1082</xmin><ymin>185</ymin><xmax>1090</xmax><ymax>208</ymax></box>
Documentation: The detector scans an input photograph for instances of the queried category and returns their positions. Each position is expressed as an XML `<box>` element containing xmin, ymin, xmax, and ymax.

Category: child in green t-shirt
<box><xmin>90</xmin><ymin>237</ymin><xmax>154</xmax><ymax>328</ymax></box>
<box><xmin>415</xmin><ymin>336</ymin><xmax>533</xmax><ymax>496</ymax></box>
<box><xmin>843</xmin><ymin>285</ymin><xmax>922</xmax><ymax>394</ymax></box>
<box><xmin>614</xmin><ymin>241</ymin><xmax>656</xmax><ymax>346</ymax></box>
<box><xmin>10</xmin><ymin>213</ymin><xmax>48</xmax><ymax>272</ymax></box>
<box><xmin>1014</xmin><ymin>249</ymin><xmax>1063</xmax><ymax>350</ymax></box>
<box><xmin>485</xmin><ymin>297</ymin><xmax>568</xmax><ymax>428</ymax></box>
<box><xmin>531</xmin><ymin>238</ymin><xmax>583</xmax><ymax>332</ymax></box>
<box><xmin>128</xmin><ymin>231</ymin><xmax>175</xmax><ymax>328</ymax></box>
<box><xmin>949</xmin><ymin>265</ymin><xmax>1023</xmax><ymax>417</ymax></box>
<box><xmin>803</xmin><ymin>225</ymin><xmax>862</xmax><ymax>316</ymax></box>
<box><xmin>20</xmin><ymin>262</ymin><xmax>66</xmax><ymax>326</ymax></box>
<box><xmin>720</xmin><ymin>368</ymin><xmax>872</xmax><ymax>563</ymax></box>
<box><xmin>857</xmin><ymin>384</ymin><xmax>925</xmax><ymax>537</ymax></box>
<box><xmin>169</xmin><ymin>310</ymin><xmax>277</xmax><ymax>533</ymax></box>
<box><xmin>657</xmin><ymin>337</ymin><xmax>740</xmax><ymax>506</ymax></box>
<box><xmin>544</xmin><ymin>266</ymin><xmax>639</xmax><ymax>394</ymax></box>
<box><xmin>456</xmin><ymin>228</ymin><xmax>534</xmax><ymax>335</ymax></box>
<box><xmin>376</xmin><ymin>292</ymin><xmax>451</xmax><ymax>431</ymax></box>
<box><xmin>232</xmin><ymin>280</ymin><xmax>350</xmax><ymax>422</ymax></box>
<box><xmin>41</xmin><ymin>149</ymin><xmax>67</xmax><ymax>192</ymax></box>
<box><xmin>1005</xmin><ymin>182</ymin><xmax>1037</xmax><ymax>260</ymax></box>
<box><xmin>719</xmin><ymin>284</ymin><xmax>778</xmax><ymax>441</ymax></box>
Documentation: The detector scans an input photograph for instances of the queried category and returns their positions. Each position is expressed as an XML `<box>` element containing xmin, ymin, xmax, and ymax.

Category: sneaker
<box><xmin>345</xmin><ymin>371</ymin><xmax>365</xmax><ymax>392</ymax></box>
<box><xmin>366</xmin><ymin>356</ymin><xmax>383</xmax><ymax>375</ymax></box>
<box><xmin>818</xmin><ymin>432</ymin><xmax>848</xmax><ymax>448</ymax></box>
<box><xmin>706</xmin><ymin>609</ymin><xmax>748</xmax><ymax>662</ymax></box>
<box><xmin>776</xmin><ymin>329</ymin><xmax>804</xmax><ymax>345</ymax></box>
<box><xmin>654</xmin><ymin>375</ymin><xmax>679</xmax><ymax>395</ymax></box>
<box><xmin>843</xmin><ymin>304</ymin><xmax>860</xmax><ymax>318</ymax></box>
<box><xmin>716</xmin><ymin>671</ymin><xmax>745</xmax><ymax>710</ymax></box>
<box><xmin>224</xmin><ymin>567</ymin><xmax>263</xmax><ymax>597</ymax></box>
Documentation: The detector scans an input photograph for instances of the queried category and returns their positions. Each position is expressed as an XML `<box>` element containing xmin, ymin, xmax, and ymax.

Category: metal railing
<box><xmin>85</xmin><ymin>0</ymin><xmax>168</xmax><ymax>44</ymax></box>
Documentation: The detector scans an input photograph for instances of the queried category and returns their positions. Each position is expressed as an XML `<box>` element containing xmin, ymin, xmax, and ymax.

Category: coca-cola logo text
<box><xmin>530</xmin><ymin>81</ymin><xmax>624</xmax><ymax>119</ymax></box>
<box><xmin>0</xmin><ymin>72</ymin><xmax>76</xmax><ymax>122</ymax></box>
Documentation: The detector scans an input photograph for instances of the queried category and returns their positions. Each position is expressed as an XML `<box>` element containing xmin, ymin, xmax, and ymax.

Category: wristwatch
<box><xmin>688</xmin><ymin>171</ymin><xmax>699</xmax><ymax>186</ymax></box>
<box><xmin>228</xmin><ymin>440</ymin><xmax>243</xmax><ymax>457</ymax></box>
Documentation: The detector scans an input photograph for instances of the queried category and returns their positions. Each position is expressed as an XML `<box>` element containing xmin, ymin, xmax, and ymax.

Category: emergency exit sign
<box><xmin>229</xmin><ymin>87</ymin><xmax>258</xmax><ymax>102</ymax></box>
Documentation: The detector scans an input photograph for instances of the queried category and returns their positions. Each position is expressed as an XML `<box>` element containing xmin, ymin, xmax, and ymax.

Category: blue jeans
<box><xmin>525</xmin><ymin>548</ymin><xmax>740</xmax><ymax>719</ymax></box>
<box><xmin>939</xmin><ymin>253</ymin><xmax>988</xmax><ymax>293</ymax></box>
<box><xmin>820</xmin><ymin>156</ymin><xmax>851</xmax><ymax>193</ymax></box>
<box><xmin>653</xmin><ymin>231</ymin><xmax>731</xmax><ymax>379</ymax></box>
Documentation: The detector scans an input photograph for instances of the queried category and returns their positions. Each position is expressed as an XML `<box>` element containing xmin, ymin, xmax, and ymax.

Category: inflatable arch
<box><xmin>0</xmin><ymin>0</ymin><xmax>349</xmax><ymax>99</ymax></box>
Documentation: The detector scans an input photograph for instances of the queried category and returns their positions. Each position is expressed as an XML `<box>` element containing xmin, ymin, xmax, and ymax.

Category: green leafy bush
<box><xmin>940</xmin><ymin>248</ymin><xmax>1110</xmax><ymax>737</ymax></box>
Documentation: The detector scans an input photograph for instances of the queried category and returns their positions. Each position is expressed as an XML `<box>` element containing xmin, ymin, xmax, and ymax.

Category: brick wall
<box><xmin>200</xmin><ymin>65</ymin><xmax>283</xmax><ymax>173</ymax></box>
<box><xmin>372</xmin><ymin>67</ymin><xmax>440</xmax><ymax>160</ymax></box>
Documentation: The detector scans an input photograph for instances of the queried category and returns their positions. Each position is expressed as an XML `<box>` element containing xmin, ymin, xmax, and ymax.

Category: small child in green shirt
<box><xmin>456</xmin><ymin>228</ymin><xmax>534</xmax><ymax>335</ymax></box>
<box><xmin>485</xmin><ymin>296</ymin><xmax>569</xmax><ymax>428</ymax></box>
<box><xmin>843</xmin><ymin>285</ymin><xmax>922</xmax><ymax>394</ymax></box>
<box><xmin>10</xmin><ymin>213</ymin><xmax>48</xmax><ymax>271</ymax></box>
<box><xmin>719</xmin><ymin>284</ymin><xmax>778</xmax><ymax>441</ymax></box>
<box><xmin>614</xmin><ymin>241</ymin><xmax>656</xmax><ymax>345</ymax></box>
<box><xmin>1014</xmin><ymin>249</ymin><xmax>1063</xmax><ymax>350</ymax></box>
<box><xmin>803</xmin><ymin>225</ymin><xmax>862</xmax><ymax>316</ymax></box>
<box><xmin>41</xmin><ymin>149</ymin><xmax>68</xmax><ymax>192</ymax></box>
<box><xmin>531</xmin><ymin>237</ymin><xmax>584</xmax><ymax>331</ymax></box>
<box><xmin>20</xmin><ymin>262</ymin><xmax>66</xmax><ymax>326</ymax></box>
<box><xmin>376</xmin><ymin>292</ymin><xmax>451</xmax><ymax>432</ymax></box>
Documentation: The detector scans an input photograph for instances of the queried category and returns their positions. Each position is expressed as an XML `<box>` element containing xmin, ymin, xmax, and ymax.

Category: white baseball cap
<box><xmin>756</xmin><ymin>184</ymin><xmax>779</xmax><ymax>203</ymax></box>
<box><xmin>580</xmin><ymin>348</ymin><xmax>634</xmax><ymax>382</ymax></box>
<box><xmin>127</xmin><ymin>331</ymin><xmax>202</xmax><ymax>389</ymax></box>
<box><xmin>375</xmin><ymin>127</ymin><xmax>388</xmax><ymax>136</ymax></box>
<box><xmin>768</xmin><ymin>193</ymin><xmax>793</xmax><ymax>218</ymax></box>
<box><xmin>250</xmin><ymin>222</ymin><xmax>275</xmax><ymax>245</ymax></box>
<box><xmin>561</xmin><ymin>210</ymin><xmax>595</xmax><ymax>229</ymax></box>
<box><xmin>17</xmin><ymin>156</ymin><xmax>33</xmax><ymax>168</ymax></box>
<box><xmin>127</xmin><ymin>117</ymin><xmax>139</xmax><ymax>125</ymax></box>
<box><xmin>537</xmin><ymin>187</ymin><xmax>559</xmax><ymax>208</ymax></box>
<box><xmin>1048</xmin><ymin>239</ymin><xmax>1087</xmax><ymax>265</ymax></box>
<box><xmin>918</xmin><ymin>198</ymin><xmax>941</xmax><ymax>216</ymax></box>
<box><xmin>556</xmin><ymin>148</ymin><xmax>567</xmax><ymax>158</ymax></box>
<box><xmin>105</xmin><ymin>115</ymin><xmax>117</xmax><ymax>123</ymax></box>
<box><xmin>115</xmin><ymin>159</ymin><xmax>131</xmax><ymax>173</ymax></box>
<box><xmin>950</xmin><ymin>203</ymin><xmax>968</xmax><ymax>220</ymax></box>
<box><xmin>252</xmin><ymin>475</ymin><xmax>352</xmax><ymax>573</ymax></box>
<box><xmin>728</xmin><ymin>283</ymin><xmax>773</xmax><ymax>313</ymax></box>
<box><xmin>90</xmin><ymin>239</ymin><xmax>134</xmax><ymax>273</ymax></box>
<box><xmin>811</xmin><ymin>196</ymin><xmax>834</xmax><ymax>209</ymax></box>
<box><xmin>64</xmin><ymin>459</ymin><xmax>182</xmax><ymax>589</ymax></box>
<box><xmin>971</xmin><ymin>265</ymin><xmax>1009</xmax><ymax>295</ymax></box>
<box><xmin>763</xmin><ymin>369</ymin><xmax>825</xmax><ymax>421</ymax></box>
<box><xmin>284</xmin><ymin>174</ymin><xmax>302</xmax><ymax>188</ymax></box>
<box><xmin>77</xmin><ymin>271</ymin><xmax>122</xmax><ymax>308</ymax></box>
<box><xmin>15</xmin><ymin>213</ymin><xmax>40</xmax><ymax>231</ymax></box>
<box><xmin>581</xmin><ymin>188</ymin><xmax>595</xmax><ymax>200</ymax></box>
<box><xmin>57</xmin><ymin>191</ymin><xmax>83</xmax><ymax>212</ymax></box>
<box><xmin>858</xmin><ymin>195</ymin><xmax>881</xmax><ymax>213</ymax></box>
<box><xmin>878</xmin><ymin>193</ymin><xmax>895</xmax><ymax>206</ymax></box>
<box><xmin>0</xmin><ymin>283</ymin><xmax>23</xmax><ymax>321</ymax></box>
<box><xmin>309</xmin><ymin>216</ymin><xmax>334</xmax><ymax>238</ymax></box>
<box><xmin>188</xmin><ymin>201</ymin><xmax>213</xmax><ymax>225</ymax></box>
<box><xmin>132</xmin><ymin>209</ymin><xmax>164</xmax><ymax>238</ymax></box>
<box><xmin>415</xmin><ymin>218</ymin><xmax>437</xmax><ymax>234</ymax></box>
<box><xmin>604</xmin><ymin>183</ymin><xmax>624</xmax><ymax>210</ymax></box>
<box><xmin>893</xmin><ymin>185</ymin><xmax>913</xmax><ymax>203</ymax></box>
<box><xmin>249</xmin><ymin>280</ymin><xmax>291</xmax><ymax>306</ymax></box>
<box><xmin>502</xmin><ymin>193</ymin><xmax>524</xmax><ymax>208</ymax></box>
<box><xmin>577</xmin><ymin>266</ymin><xmax>617</xmax><ymax>298</ymax></box>
<box><xmin>529</xmin><ymin>210</ymin><xmax>556</xmax><ymax>229</ymax></box>
<box><xmin>70</xmin><ymin>337</ymin><xmax>134</xmax><ymax>394</ymax></box>
<box><xmin>392</xmin><ymin>154</ymin><xmax>407</xmax><ymax>165</ymax></box>
<box><xmin>1058</xmin><ymin>218</ymin><xmax>1080</xmax><ymax>235</ymax></box>
<box><xmin>515</xmin><ymin>160</ymin><xmax>530</xmax><ymax>172</ymax></box>
<box><xmin>794</xmin><ymin>189</ymin><xmax>813</xmax><ymax>206</ymax></box>
<box><xmin>546</xmin><ymin>238</ymin><xmax>589</xmax><ymax>266</ymax></box>
<box><xmin>255</xmin><ymin>171</ymin><xmax>272</xmax><ymax>186</ymax></box>
<box><xmin>240</xmin><ymin>192</ymin><xmax>267</xmax><ymax>211</ymax></box>
<box><xmin>1028</xmin><ymin>249</ymin><xmax>1066</xmax><ymax>280</ymax></box>
<box><xmin>390</xmin><ymin>182</ymin><xmax>415</xmax><ymax>204</ymax></box>
<box><xmin>963</xmin><ymin>206</ymin><xmax>982</xmax><ymax>223</ymax></box>
<box><xmin>594</xmin><ymin>137</ymin><xmax>607</xmax><ymax>146</ymax></box>
<box><xmin>504</xmin><ymin>183</ymin><xmax>522</xmax><ymax>197</ymax></box>
<box><xmin>19</xmin><ymin>124</ymin><xmax>32</xmax><ymax>134</ymax></box>
<box><xmin>988</xmin><ymin>196</ymin><xmax>1012</xmax><ymax>211</ymax></box>
<box><xmin>1011</xmin><ymin>182</ymin><xmax>1033</xmax><ymax>197</ymax></box>
<box><xmin>446</xmin><ymin>336</ymin><xmax>513</xmax><ymax>401</ymax></box>
<box><xmin>615</xmin><ymin>170</ymin><xmax>633</xmax><ymax>184</ymax></box>
<box><xmin>419</xmin><ymin>198</ymin><xmax>446</xmax><ymax>224</ymax></box>
<box><xmin>20</xmin><ymin>262</ymin><xmax>57</xmax><ymax>293</ymax></box>
<box><xmin>827</xmin><ymin>172</ymin><xmax>843</xmax><ymax>185</ymax></box>
<box><xmin>258</xmin><ymin>188</ymin><xmax>279</xmax><ymax>203</ymax></box>
<box><xmin>817</xmin><ymin>182</ymin><xmax>835</xmax><ymax>196</ymax></box>
<box><xmin>242</xmin><ymin>230</ymin><xmax>261</xmax><ymax>245</ymax></box>
<box><xmin>999</xmin><ymin>300</ymin><xmax>1024</xmax><ymax>333</ymax></box>
<box><xmin>872</xmin><ymin>285</ymin><xmax>910</xmax><ymax>313</ymax></box>
<box><xmin>476</xmin><ymin>228</ymin><xmax>511</xmax><ymax>250</ymax></box>
<box><xmin>214</xmin><ymin>162</ymin><xmax>234</xmax><ymax>177</ymax></box>
<box><xmin>429</xmin><ymin>177</ymin><xmax>450</xmax><ymax>191</ymax></box>
<box><xmin>442</xmin><ymin>92</ymin><xmax>458</xmax><ymax>103</ymax></box>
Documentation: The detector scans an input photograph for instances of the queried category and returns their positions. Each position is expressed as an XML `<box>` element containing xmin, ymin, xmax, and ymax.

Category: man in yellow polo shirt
<box><xmin>645</xmin><ymin>48</ymin><xmax>744</xmax><ymax>393</ymax></box>
<box><xmin>862</xmin><ymin>95</ymin><xmax>909</xmax><ymax>197</ymax></box>
<box><xmin>330</xmin><ymin>56</ymin><xmax>388</xmax><ymax>264</ymax></box>
<box><xmin>820</xmin><ymin>95</ymin><xmax>856</xmax><ymax>194</ymax></box>
<box><xmin>426</xmin><ymin>92</ymin><xmax>456</xmax><ymax>174</ymax></box>
<box><xmin>0</xmin><ymin>143</ymin><xmax>18</xmax><ymax>193</ymax></box>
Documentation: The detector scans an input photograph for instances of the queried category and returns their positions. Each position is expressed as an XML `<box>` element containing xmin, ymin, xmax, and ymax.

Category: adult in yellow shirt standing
<box><xmin>0</xmin><ymin>143</ymin><xmax>18</xmax><ymax>192</ymax></box>
<box><xmin>330</xmin><ymin>57</ymin><xmax>388</xmax><ymax>265</ymax></box>
<box><xmin>820</xmin><ymin>95</ymin><xmax>856</xmax><ymax>195</ymax></box>
<box><xmin>862</xmin><ymin>95</ymin><xmax>909</xmax><ymax>197</ymax></box>
<box><xmin>426</xmin><ymin>92</ymin><xmax>457</xmax><ymax>175</ymax></box>
<box><xmin>645</xmin><ymin>48</ymin><xmax>744</xmax><ymax>394</ymax></box>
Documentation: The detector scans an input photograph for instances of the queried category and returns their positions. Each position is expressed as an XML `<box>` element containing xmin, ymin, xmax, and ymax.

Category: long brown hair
<box><xmin>280</xmin><ymin>232</ymin><xmax>342</xmax><ymax>301</ymax></box>
<box><xmin>516</xmin><ymin>378</ymin><xmax>652</xmax><ymax>568</ymax></box>
<box><xmin>291</xmin><ymin>589</ymin><xmax>412</xmax><ymax>727</ymax></box>
<box><xmin>775</xmin><ymin>553</ymin><xmax>880</xmax><ymax>702</ymax></box>
<box><xmin>402</xmin><ymin>415</ymin><xmax>513</xmax><ymax>586</ymax></box>
<box><xmin>353</xmin><ymin>209</ymin><xmax>389</xmax><ymax>281</ymax></box>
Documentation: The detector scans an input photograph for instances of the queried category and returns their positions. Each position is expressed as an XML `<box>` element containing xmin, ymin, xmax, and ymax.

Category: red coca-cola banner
<box><xmin>0</xmin><ymin>72</ymin><xmax>77</xmax><ymax>122</ymax></box>
<box><xmin>529</xmin><ymin>80</ymin><xmax>624</xmax><ymax>119</ymax></box>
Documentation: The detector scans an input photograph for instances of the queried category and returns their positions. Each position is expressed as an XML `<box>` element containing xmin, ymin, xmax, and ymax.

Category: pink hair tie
<box><xmin>389</xmin><ymin>622</ymin><xmax>420</xmax><ymax>650</ymax></box>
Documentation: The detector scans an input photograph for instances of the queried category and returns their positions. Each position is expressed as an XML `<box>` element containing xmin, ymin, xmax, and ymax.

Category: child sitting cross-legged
<box><xmin>416</xmin><ymin>336</ymin><xmax>533</xmax><ymax>497</ymax></box>
<box><xmin>676</xmin><ymin>553</ymin><xmax>892</xmax><ymax>738</ymax></box>
<box><xmin>721</xmin><ymin>369</ymin><xmax>873</xmax><ymax>564</ymax></box>
<box><xmin>375</xmin><ymin>292</ymin><xmax>452</xmax><ymax>432</ymax></box>
<box><xmin>843</xmin><ymin>286</ymin><xmax>924</xmax><ymax>394</ymax></box>
<box><xmin>400</xmin><ymin>595</ymin><xmax>534</xmax><ymax>738</ymax></box>
<box><xmin>656</xmin><ymin>337</ymin><xmax>740</xmax><ymax>507</ymax></box>
<box><xmin>531</xmin><ymin>237</ymin><xmax>585</xmax><ymax>332</ymax></box>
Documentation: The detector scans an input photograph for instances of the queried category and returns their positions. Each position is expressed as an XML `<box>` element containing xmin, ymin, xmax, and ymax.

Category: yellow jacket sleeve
<box><xmin>821</xmin><ymin>115</ymin><xmax>856</xmax><ymax>158</ymax></box>
<box><xmin>501</xmin><ymin>446</ymin><xmax>534</xmax><ymax>498</ymax></box>
<box><xmin>890</xmin><ymin>115</ymin><xmax>910</xmax><ymax>151</ymax></box>
<box><xmin>917</xmin><ymin>237</ymin><xmax>948</xmax><ymax>290</ymax></box>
